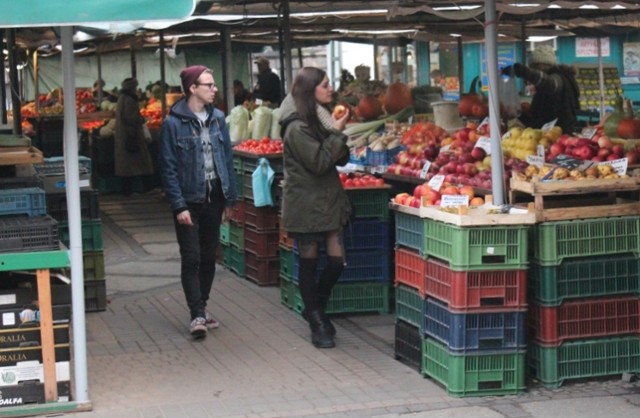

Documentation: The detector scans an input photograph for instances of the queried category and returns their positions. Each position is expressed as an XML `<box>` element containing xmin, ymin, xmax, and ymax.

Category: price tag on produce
<box><xmin>477</xmin><ymin>117</ymin><xmax>490</xmax><ymax>132</ymax></box>
<box><xmin>441</xmin><ymin>194</ymin><xmax>470</xmax><ymax>208</ymax></box>
<box><xmin>428</xmin><ymin>174</ymin><xmax>445</xmax><ymax>191</ymax></box>
<box><xmin>552</xmin><ymin>154</ymin><xmax>584</xmax><ymax>170</ymax></box>
<box><xmin>598</xmin><ymin>158</ymin><xmax>628</xmax><ymax>175</ymax></box>
<box><xmin>439</xmin><ymin>144</ymin><xmax>451</xmax><ymax>154</ymax></box>
<box><xmin>475</xmin><ymin>136</ymin><xmax>492</xmax><ymax>154</ymax></box>
<box><xmin>255</xmin><ymin>98</ymin><xmax>263</xmax><ymax>106</ymax></box>
<box><xmin>581</xmin><ymin>127</ymin><xmax>597</xmax><ymax>140</ymax></box>
<box><xmin>537</xmin><ymin>144</ymin><xmax>545</xmax><ymax>157</ymax></box>
<box><xmin>541</xmin><ymin>119</ymin><xmax>558</xmax><ymax>132</ymax></box>
<box><xmin>526</xmin><ymin>155</ymin><xmax>545</xmax><ymax>167</ymax></box>
<box><xmin>419</xmin><ymin>160</ymin><xmax>432</xmax><ymax>179</ymax></box>
<box><xmin>370</xmin><ymin>165</ymin><xmax>386</xmax><ymax>174</ymax></box>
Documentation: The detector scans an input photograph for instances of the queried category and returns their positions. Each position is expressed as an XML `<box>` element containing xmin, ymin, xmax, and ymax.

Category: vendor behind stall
<box><xmin>502</xmin><ymin>45</ymin><xmax>580</xmax><ymax>135</ymax></box>
<box><xmin>93</xmin><ymin>79</ymin><xmax>118</xmax><ymax>105</ymax></box>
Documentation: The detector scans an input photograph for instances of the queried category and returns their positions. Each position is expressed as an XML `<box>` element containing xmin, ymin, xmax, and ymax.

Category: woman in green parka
<box><xmin>280</xmin><ymin>67</ymin><xmax>351</xmax><ymax>349</ymax></box>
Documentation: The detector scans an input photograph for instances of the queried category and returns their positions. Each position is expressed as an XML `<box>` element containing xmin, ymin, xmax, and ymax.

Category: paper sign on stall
<box><xmin>475</xmin><ymin>137</ymin><xmax>491</xmax><ymax>154</ymax></box>
<box><xmin>541</xmin><ymin>119</ymin><xmax>558</xmax><ymax>132</ymax></box>
<box><xmin>440</xmin><ymin>194</ymin><xmax>469</xmax><ymax>208</ymax></box>
<box><xmin>420</xmin><ymin>161</ymin><xmax>432</xmax><ymax>179</ymax></box>
<box><xmin>428</xmin><ymin>174</ymin><xmax>445</xmax><ymax>191</ymax></box>
<box><xmin>598</xmin><ymin>158</ymin><xmax>628</xmax><ymax>175</ymax></box>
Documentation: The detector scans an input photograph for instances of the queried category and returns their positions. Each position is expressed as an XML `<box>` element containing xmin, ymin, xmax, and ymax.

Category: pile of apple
<box><xmin>547</xmin><ymin>133</ymin><xmax>640</xmax><ymax>164</ymax></box>
<box><xmin>386</xmin><ymin>122</ymin><xmax>448</xmax><ymax>177</ymax></box>
<box><xmin>393</xmin><ymin>182</ymin><xmax>485</xmax><ymax>208</ymax></box>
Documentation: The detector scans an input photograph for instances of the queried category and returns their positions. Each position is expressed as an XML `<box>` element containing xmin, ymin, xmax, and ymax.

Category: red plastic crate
<box><xmin>229</xmin><ymin>200</ymin><xmax>246</xmax><ymax>226</ymax></box>
<box><xmin>529</xmin><ymin>296</ymin><xmax>640</xmax><ymax>346</ymax></box>
<box><xmin>244</xmin><ymin>226</ymin><xmax>280</xmax><ymax>257</ymax></box>
<box><xmin>244</xmin><ymin>200</ymin><xmax>280</xmax><ymax>230</ymax></box>
<box><xmin>244</xmin><ymin>251</ymin><xmax>280</xmax><ymax>286</ymax></box>
<box><xmin>425</xmin><ymin>258</ymin><xmax>527</xmax><ymax>312</ymax></box>
<box><xmin>394</xmin><ymin>247</ymin><xmax>427</xmax><ymax>295</ymax></box>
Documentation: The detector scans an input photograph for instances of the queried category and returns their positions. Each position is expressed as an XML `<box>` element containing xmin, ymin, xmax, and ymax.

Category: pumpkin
<box><xmin>356</xmin><ymin>95</ymin><xmax>383</xmax><ymax>121</ymax></box>
<box><xmin>383</xmin><ymin>82</ymin><xmax>413</xmax><ymax>115</ymax></box>
<box><xmin>617</xmin><ymin>118</ymin><xmax>640</xmax><ymax>139</ymax></box>
<box><xmin>458</xmin><ymin>76</ymin><xmax>487</xmax><ymax>117</ymax></box>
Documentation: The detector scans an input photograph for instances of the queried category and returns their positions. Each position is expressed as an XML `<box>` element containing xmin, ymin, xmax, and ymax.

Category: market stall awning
<box><xmin>0</xmin><ymin>0</ymin><xmax>195</xmax><ymax>27</ymax></box>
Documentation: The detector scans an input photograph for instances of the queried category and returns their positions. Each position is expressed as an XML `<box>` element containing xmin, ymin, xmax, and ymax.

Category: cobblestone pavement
<box><xmin>42</xmin><ymin>191</ymin><xmax>639</xmax><ymax>418</ymax></box>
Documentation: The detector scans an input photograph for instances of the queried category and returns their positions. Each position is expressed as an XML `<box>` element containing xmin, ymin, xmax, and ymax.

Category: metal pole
<box><xmin>33</xmin><ymin>51</ymin><xmax>39</xmax><ymax>112</ymax></box>
<box><xmin>61</xmin><ymin>26</ymin><xmax>89</xmax><ymax>404</ymax></box>
<box><xmin>96</xmin><ymin>50</ymin><xmax>103</xmax><ymax>104</ymax></box>
<box><xmin>159</xmin><ymin>31</ymin><xmax>167</xmax><ymax>116</ymax></box>
<box><xmin>7</xmin><ymin>29</ymin><xmax>22</xmax><ymax>135</ymax></box>
<box><xmin>0</xmin><ymin>29</ymin><xmax>6</xmax><ymax>125</ymax></box>
<box><xmin>485</xmin><ymin>0</ymin><xmax>505</xmax><ymax>205</ymax></box>
<box><xmin>130</xmin><ymin>46</ymin><xmax>137</xmax><ymax>79</ymax></box>
<box><xmin>597</xmin><ymin>37</ymin><xmax>605</xmax><ymax>120</ymax></box>
<box><xmin>281</xmin><ymin>0</ymin><xmax>293</xmax><ymax>95</ymax></box>
<box><xmin>221</xmin><ymin>25</ymin><xmax>234</xmax><ymax>113</ymax></box>
<box><xmin>457</xmin><ymin>37</ymin><xmax>464</xmax><ymax>99</ymax></box>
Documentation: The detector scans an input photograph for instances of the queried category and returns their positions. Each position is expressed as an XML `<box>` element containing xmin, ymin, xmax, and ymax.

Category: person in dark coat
<box><xmin>233</xmin><ymin>79</ymin><xmax>251</xmax><ymax>107</ymax></box>
<box><xmin>252</xmin><ymin>57</ymin><xmax>281</xmax><ymax>106</ymax></box>
<box><xmin>279</xmin><ymin>67</ymin><xmax>351</xmax><ymax>349</ymax></box>
<box><xmin>114</xmin><ymin>77</ymin><xmax>154</xmax><ymax>196</ymax></box>
<box><xmin>503</xmin><ymin>45</ymin><xmax>580</xmax><ymax>134</ymax></box>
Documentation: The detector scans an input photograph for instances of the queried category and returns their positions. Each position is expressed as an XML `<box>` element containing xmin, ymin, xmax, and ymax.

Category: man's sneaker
<box><xmin>205</xmin><ymin>312</ymin><xmax>220</xmax><ymax>330</ymax></box>
<box><xmin>190</xmin><ymin>317</ymin><xmax>207</xmax><ymax>339</ymax></box>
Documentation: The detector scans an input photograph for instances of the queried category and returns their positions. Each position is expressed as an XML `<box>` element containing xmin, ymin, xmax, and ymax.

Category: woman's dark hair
<box><xmin>291</xmin><ymin>67</ymin><xmax>328</xmax><ymax>138</ymax></box>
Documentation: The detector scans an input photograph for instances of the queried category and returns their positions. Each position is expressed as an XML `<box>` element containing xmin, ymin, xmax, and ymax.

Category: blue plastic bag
<box><xmin>251</xmin><ymin>158</ymin><xmax>275</xmax><ymax>207</ymax></box>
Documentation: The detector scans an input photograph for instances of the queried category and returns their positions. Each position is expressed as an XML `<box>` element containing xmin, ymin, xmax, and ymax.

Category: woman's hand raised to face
<box><xmin>331</xmin><ymin>108</ymin><xmax>350</xmax><ymax>132</ymax></box>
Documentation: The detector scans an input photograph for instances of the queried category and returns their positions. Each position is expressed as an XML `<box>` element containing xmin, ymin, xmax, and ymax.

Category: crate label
<box><xmin>526</xmin><ymin>155</ymin><xmax>545</xmax><ymax>167</ymax></box>
<box><xmin>428</xmin><ymin>174</ymin><xmax>445</xmax><ymax>191</ymax></box>
<box><xmin>537</xmin><ymin>144</ymin><xmax>545</xmax><ymax>157</ymax></box>
<box><xmin>598</xmin><ymin>158</ymin><xmax>628</xmax><ymax>175</ymax></box>
<box><xmin>419</xmin><ymin>161</ymin><xmax>432</xmax><ymax>179</ymax></box>
<box><xmin>0</xmin><ymin>295</ymin><xmax>16</xmax><ymax>306</ymax></box>
<box><xmin>541</xmin><ymin>119</ymin><xmax>557</xmax><ymax>132</ymax></box>
<box><xmin>440</xmin><ymin>194</ymin><xmax>469</xmax><ymax>208</ymax></box>
<box><xmin>1</xmin><ymin>313</ymin><xmax>15</xmax><ymax>326</ymax></box>
<box><xmin>475</xmin><ymin>137</ymin><xmax>491</xmax><ymax>154</ymax></box>
<box><xmin>486</xmin><ymin>246</ymin><xmax>495</xmax><ymax>255</ymax></box>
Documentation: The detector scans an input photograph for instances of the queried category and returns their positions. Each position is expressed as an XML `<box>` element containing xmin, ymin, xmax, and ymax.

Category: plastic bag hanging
<box><xmin>251</xmin><ymin>157</ymin><xmax>275</xmax><ymax>207</ymax></box>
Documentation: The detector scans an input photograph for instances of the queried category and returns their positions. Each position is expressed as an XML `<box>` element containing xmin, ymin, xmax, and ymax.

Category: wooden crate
<box><xmin>509</xmin><ymin>176</ymin><xmax>640</xmax><ymax>222</ymax></box>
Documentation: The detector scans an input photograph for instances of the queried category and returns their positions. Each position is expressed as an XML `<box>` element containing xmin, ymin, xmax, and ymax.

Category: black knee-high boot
<box><xmin>316</xmin><ymin>256</ymin><xmax>345</xmax><ymax>337</ymax></box>
<box><xmin>298</xmin><ymin>257</ymin><xmax>334</xmax><ymax>348</ymax></box>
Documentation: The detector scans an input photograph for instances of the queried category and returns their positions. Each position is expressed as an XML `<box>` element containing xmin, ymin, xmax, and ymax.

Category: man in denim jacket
<box><xmin>159</xmin><ymin>65</ymin><xmax>237</xmax><ymax>339</ymax></box>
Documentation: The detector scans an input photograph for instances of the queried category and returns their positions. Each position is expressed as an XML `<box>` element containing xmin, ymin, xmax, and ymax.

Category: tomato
<box><xmin>260</xmin><ymin>137</ymin><xmax>271</xmax><ymax>144</ymax></box>
<box><xmin>374</xmin><ymin>178</ymin><xmax>385</xmax><ymax>186</ymax></box>
<box><xmin>339</xmin><ymin>173</ymin><xmax>348</xmax><ymax>183</ymax></box>
<box><xmin>344</xmin><ymin>179</ymin><xmax>355</xmax><ymax>188</ymax></box>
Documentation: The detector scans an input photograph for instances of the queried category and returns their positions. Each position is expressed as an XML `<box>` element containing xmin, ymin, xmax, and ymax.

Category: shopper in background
<box><xmin>159</xmin><ymin>65</ymin><xmax>237</xmax><ymax>339</ymax></box>
<box><xmin>114</xmin><ymin>77</ymin><xmax>154</xmax><ymax>196</ymax></box>
<box><xmin>92</xmin><ymin>78</ymin><xmax>117</xmax><ymax>105</ymax></box>
<box><xmin>502</xmin><ymin>45</ymin><xmax>580</xmax><ymax>134</ymax></box>
<box><xmin>252</xmin><ymin>57</ymin><xmax>282</xmax><ymax>107</ymax></box>
<box><xmin>279</xmin><ymin>67</ymin><xmax>351</xmax><ymax>349</ymax></box>
<box><xmin>233</xmin><ymin>79</ymin><xmax>251</xmax><ymax>107</ymax></box>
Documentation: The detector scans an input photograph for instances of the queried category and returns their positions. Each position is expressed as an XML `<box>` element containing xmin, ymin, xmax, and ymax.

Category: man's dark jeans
<box><xmin>174</xmin><ymin>187</ymin><xmax>225</xmax><ymax>320</ymax></box>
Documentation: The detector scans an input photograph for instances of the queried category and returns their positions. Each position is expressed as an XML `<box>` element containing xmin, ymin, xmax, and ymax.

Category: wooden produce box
<box><xmin>509</xmin><ymin>175</ymin><xmax>640</xmax><ymax>222</ymax></box>
<box><xmin>389</xmin><ymin>202</ymin><xmax>536</xmax><ymax>226</ymax></box>
<box><xmin>0</xmin><ymin>146</ymin><xmax>44</xmax><ymax>165</ymax></box>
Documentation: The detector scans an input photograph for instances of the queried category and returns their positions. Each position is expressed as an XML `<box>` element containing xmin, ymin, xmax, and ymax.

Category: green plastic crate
<box><xmin>85</xmin><ymin>279</ymin><xmax>107</xmax><ymax>312</ymax></box>
<box><xmin>293</xmin><ymin>281</ymin><xmax>390</xmax><ymax>315</ymax></box>
<box><xmin>59</xmin><ymin>219</ymin><xmax>103</xmax><ymax>251</ymax></box>
<box><xmin>395</xmin><ymin>285</ymin><xmax>423</xmax><ymax>330</ymax></box>
<box><xmin>222</xmin><ymin>243</ymin><xmax>245</xmax><ymax>277</ymax></box>
<box><xmin>279</xmin><ymin>245</ymin><xmax>294</xmax><ymax>280</ymax></box>
<box><xmin>228</xmin><ymin>222</ymin><xmax>245</xmax><ymax>250</ymax></box>
<box><xmin>422</xmin><ymin>337</ymin><xmax>526</xmax><ymax>397</ymax></box>
<box><xmin>529</xmin><ymin>255</ymin><xmax>640</xmax><ymax>306</ymax></box>
<box><xmin>280</xmin><ymin>274</ymin><xmax>294</xmax><ymax>309</ymax></box>
<box><xmin>82</xmin><ymin>250</ymin><xmax>105</xmax><ymax>281</ymax></box>
<box><xmin>219</xmin><ymin>222</ymin><xmax>230</xmax><ymax>245</ymax></box>
<box><xmin>233</xmin><ymin>156</ymin><xmax>243</xmax><ymax>173</ymax></box>
<box><xmin>532</xmin><ymin>216</ymin><xmax>640</xmax><ymax>266</ymax></box>
<box><xmin>424</xmin><ymin>219</ymin><xmax>529</xmax><ymax>271</ymax></box>
<box><xmin>527</xmin><ymin>336</ymin><xmax>640</xmax><ymax>388</ymax></box>
<box><xmin>346</xmin><ymin>188</ymin><xmax>390</xmax><ymax>219</ymax></box>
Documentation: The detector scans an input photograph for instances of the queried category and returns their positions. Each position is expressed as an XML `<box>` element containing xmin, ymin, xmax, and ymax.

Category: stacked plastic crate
<box><xmin>221</xmin><ymin>153</ymin><xmax>283</xmax><ymax>284</ymax></box>
<box><xmin>33</xmin><ymin>157</ymin><xmax>106</xmax><ymax>311</ymax></box>
<box><xmin>393</xmin><ymin>210</ymin><xmax>530</xmax><ymax>396</ymax></box>
<box><xmin>527</xmin><ymin>216</ymin><xmax>640</xmax><ymax>388</ymax></box>
<box><xmin>283</xmin><ymin>187</ymin><xmax>392</xmax><ymax>317</ymax></box>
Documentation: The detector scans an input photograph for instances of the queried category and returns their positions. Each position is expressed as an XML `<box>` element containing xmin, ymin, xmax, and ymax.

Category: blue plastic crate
<box><xmin>365</xmin><ymin>146</ymin><xmax>405</xmax><ymax>167</ymax></box>
<box><xmin>423</xmin><ymin>298</ymin><xmax>526</xmax><ymax>353</ymax></box>
<box><xmin>34</xmin><ymin>155</ymin><xmax>92</xmax><ymax>175</ymax></box>
<box><xmin>343</xmin><ymin>219</ymin><xmax>391</xmax><ymax>251</ymax></box>
<box><xmin>394</xmin><ymin>211</ymin><xmax>424</xmax><ymax>253</ymax></box>
<box><xmin>292</xmin><ymin>249</ymin><xmax>391</xmax><ymax>284</ymax></box>
<box><xmin>0</xmin><ymin>187</ymin><xmax>46</xmax><ymax>217</ymax></box>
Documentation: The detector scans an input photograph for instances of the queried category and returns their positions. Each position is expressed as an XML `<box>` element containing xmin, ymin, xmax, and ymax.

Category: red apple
<box><xmin>574</xmin><ymin>145</ymin><xmax>594</xmax><ymax>160</ymax></box>
<box><xmin>597</xmin><ymin>136</ymin><xmax>613</xmax><ymax>149</ymax></box>
<box><xmin>626</xmin><ymin>150</ymin><xmax>639</xmax><ymax>165</ymax></box>
<box><xmin>597</xmin><ymin>148</ymin><xmax>611</xmax><ymax>158</ymax></box>
<box><xmin>413</xmin><ymin>184</ymin><xmax>425</xmax><ymax>199</ymax></box>
<box><xmin>470</xmin><ymin>147</ymin><xmax>486</xmax><ymax>161</ymax></box>
<box><xmin>612</xmin><ymin>145</ymin><xmax>624</xmax><ymax>156</ymax></box>
<box><xmin>607</xmin><ymin>153</ymin><xmax>621</xmax><ymax>161</ymax></box>
<box><xmin>549</xmin><ymin>142</ymin><xmax>565</xmax><ymax>156</ymax></box>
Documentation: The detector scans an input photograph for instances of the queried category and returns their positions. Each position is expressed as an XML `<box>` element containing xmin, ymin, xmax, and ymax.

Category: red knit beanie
<box><xmin>180</xmin><ymin>65</ymin><xmax>209</xmax><ymax>94</ymax></box>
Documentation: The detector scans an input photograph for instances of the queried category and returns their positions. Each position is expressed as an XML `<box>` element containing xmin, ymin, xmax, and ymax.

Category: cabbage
<box><xmin>226</xmin><ymin>105</ymin><xmax>250</xmax><ymax>145</ymax></box>
<box><xmin>251</xmin><ymin>105</ymin><xmax>273</xmax><ymax>140</ymax></box>
<box><xmin>270</xmin><ymin>107</ymin><xmax>283</xmax><ymax>140</ymax></box>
